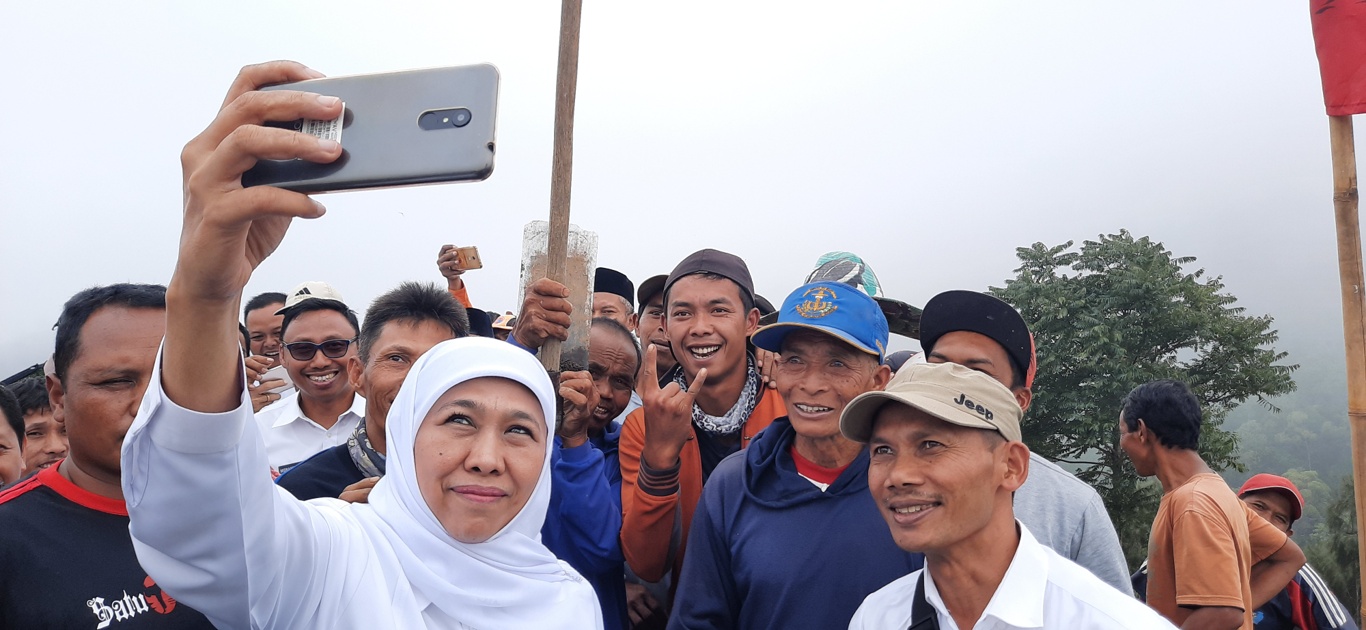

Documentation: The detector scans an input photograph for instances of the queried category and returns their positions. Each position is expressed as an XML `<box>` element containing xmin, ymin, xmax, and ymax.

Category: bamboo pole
<box><xmin>540</xmin><ymin>0</ymin><xmax>583</xmax><ymax>371</ymax></box>
<box><xmin>1328</xmin><ymin>114</ymin><xmax>1366</xmax><ymax>618</ymax></box>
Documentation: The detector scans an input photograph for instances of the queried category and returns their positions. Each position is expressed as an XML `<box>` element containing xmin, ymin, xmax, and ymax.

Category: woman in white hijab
<box><xmin>123</xmin><ymin>337</ymin><xmax>603</xmax><ymax>629</ymax></box>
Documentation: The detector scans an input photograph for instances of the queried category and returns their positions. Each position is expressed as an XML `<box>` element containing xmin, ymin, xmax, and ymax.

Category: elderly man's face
<box><xmin>867</xmin><ymin>404</ymin><xmax>1016</xmax><ymax>554</ymax></box>
<box><xmin>776</xmin><ymin>330</ymin><xmax>889</xmax><ymax>441</ymax></box>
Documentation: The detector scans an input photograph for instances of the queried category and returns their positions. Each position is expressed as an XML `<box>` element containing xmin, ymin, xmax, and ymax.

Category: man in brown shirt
<box><xmin>1119</xmin><ymin>379</ymin><xmax>1305</xmax><ymax>629</ymax></box>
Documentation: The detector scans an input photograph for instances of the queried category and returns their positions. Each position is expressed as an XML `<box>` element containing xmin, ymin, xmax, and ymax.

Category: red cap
<box><xmin>1238</xmin><ymin>474</ymin><xmax>1304</xmax><ymax>521</ymax></box>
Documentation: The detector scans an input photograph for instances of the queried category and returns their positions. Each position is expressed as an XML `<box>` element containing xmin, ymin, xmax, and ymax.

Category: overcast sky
<box><xmin>1</xmin><ymin>1</ymin><xmax>1358</xmax><ymax>383</ymax></box>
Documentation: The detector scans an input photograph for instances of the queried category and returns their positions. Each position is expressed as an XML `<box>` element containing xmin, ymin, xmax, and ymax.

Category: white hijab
<box><xmin>351</xmin><ymin>337</ymin><xmax>601</xmax><ymax>629</ymax></box>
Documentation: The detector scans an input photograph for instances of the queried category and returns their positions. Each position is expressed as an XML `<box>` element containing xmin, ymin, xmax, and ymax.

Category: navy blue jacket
<box><xmin>669</xmin><ymin>417</ymin><xmax>924</xmax><ymax>629</ymax></box>
<box><xmin>275</xmin><ymin>444</ymin><xmax>364</xmax><ymax>501</ymax></box>
<box><xmin>542</xmin><ymin>422</ymin><xmax>628</xmax><ymax>630</ymax></box>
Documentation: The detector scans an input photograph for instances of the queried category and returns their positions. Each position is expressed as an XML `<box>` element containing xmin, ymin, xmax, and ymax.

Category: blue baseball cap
<box><xmin>751</xmin><ymin>281</ymin><xmax>890</xmax><ymax>363</ymax></box>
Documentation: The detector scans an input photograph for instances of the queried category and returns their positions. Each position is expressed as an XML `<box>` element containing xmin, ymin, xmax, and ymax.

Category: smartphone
<box><xmin>453</xmin><ymin>246</ymin><xmax>482</xmax><ymax>271</ymax></box>
<box><xmin>242</xmin><ymin>64</ymin><xmax>500</xmax><ymax>194</ymax></box>
<box><xmin>261</xmin><ymin>364</ymin><xmax>295</xmax><ymax>396</ymax></box>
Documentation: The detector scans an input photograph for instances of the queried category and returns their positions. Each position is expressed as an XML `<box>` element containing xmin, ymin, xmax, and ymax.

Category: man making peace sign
<box><xmin>618</xmin><ymin>250</ymin><xmax>787</xmax><ymax>604</ymax></box>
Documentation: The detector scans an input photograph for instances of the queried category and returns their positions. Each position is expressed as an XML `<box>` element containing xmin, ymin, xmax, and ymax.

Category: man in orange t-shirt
<box><xmin>1119</xmin><ymin>379</ymin><xmax>1305</xmax><ymax>629</ymax></box>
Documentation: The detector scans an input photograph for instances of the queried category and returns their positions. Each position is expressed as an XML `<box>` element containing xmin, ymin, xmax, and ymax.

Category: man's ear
<box><xmin>1002</xmin><ymin>442</ymin><xmax>1031</xmax><ymax>492</ymax></box>
<box><xmin>744</xmin><ymin>308</ymin><xmax>760</xmax><ymax>336</ymax></box>
<box><xmin>46</xmin><ymin>374</ymin><xmax>66</xmax><ymax>425</ymax></box>
<box><xmin>347</xmin><ymin>356</ymin><xmax>365</xmax><ymax>393</ymax></box>
<box><xmin>627</xmin><ymin>312</ymin><xmax>639</xmax><ymax>331</ymax></box>
<box><xmin>872</xmin><ymin>363</ymin><xmax>893</xmax><ymax>391</ymax></box>
<box><xmin>1013</xmin><ymin>387</ymin><xmax>1032</xmax><ymax>413</ymax></box>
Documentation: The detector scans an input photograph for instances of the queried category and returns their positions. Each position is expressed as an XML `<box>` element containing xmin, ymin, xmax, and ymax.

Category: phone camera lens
<box><xmin>452</xmin><ymin>109</ymin><xmax>472</xmax><ymax>127</ymax></box>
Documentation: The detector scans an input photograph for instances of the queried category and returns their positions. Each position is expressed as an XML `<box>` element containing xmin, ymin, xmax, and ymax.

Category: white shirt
<box><xmin>253</xmin><ymin>390</ymin><xmax>365</xmax><ymax>471</ymax></box>
<box><xmin>849</xmin><ymin>523</ymin><xmax>1175</xmax><ymax>630</ymax></box>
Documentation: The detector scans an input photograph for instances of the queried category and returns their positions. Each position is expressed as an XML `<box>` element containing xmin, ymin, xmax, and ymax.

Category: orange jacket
<box><xmin>618</xmin><ymin>388</ymin><xmax>785</xmax><ymax>586</ymax></box>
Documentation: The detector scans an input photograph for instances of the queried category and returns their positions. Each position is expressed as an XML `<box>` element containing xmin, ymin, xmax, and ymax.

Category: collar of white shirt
<box><xmin>265</xmin><ymin>391</ymin><xmax>366</xmax><ymax>430</ymax></box>
<box><xmin>923</xmin><ymin>521</ymin><xmax>1047</xmax><ymax>629</ymax></box>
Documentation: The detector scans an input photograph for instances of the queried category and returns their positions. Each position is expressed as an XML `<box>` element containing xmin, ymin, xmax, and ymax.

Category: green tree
<box><xmin>1306</xmin><ymin>477</ymin><xmax>1361</xmax><ymax>624</ymax></box>
<box><xmin>993</xmin><ymin>230</ymin><xmax>1298</xmax><ymax>568</ymax></box>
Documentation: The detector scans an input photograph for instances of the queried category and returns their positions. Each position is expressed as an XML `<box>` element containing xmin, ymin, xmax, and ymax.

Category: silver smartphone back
<box><xmin>242</xmin><ymin>64</ymin><xmax>499</xmax><ymax>194</ymax></box>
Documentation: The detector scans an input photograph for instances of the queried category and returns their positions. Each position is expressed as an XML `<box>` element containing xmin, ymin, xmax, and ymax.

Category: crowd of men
<box><xmin>0</xmin><ymin>241</ymin><xmax>1357</xmax><ymax>629</ymax></box>
<box><xmin>0</xmin><ymin>63</ymin><xmax>1359</xmax><ymax>629</ymax></box>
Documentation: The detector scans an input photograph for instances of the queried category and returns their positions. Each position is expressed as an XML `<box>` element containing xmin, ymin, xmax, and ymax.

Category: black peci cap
<box><xmin>594</xmin><ymin>267</ymin><xmax>635</xmax><ymax>308</ymax></box>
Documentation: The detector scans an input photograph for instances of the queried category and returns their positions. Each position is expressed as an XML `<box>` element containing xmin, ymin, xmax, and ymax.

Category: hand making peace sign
<box><xmin>639</xmin><ymin>344</ymin><xmax>708</xmax><ymax>470</ymax></box>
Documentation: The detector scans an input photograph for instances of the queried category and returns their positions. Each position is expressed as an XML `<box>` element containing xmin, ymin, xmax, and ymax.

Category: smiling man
<box><xmin>10</xmin><ymin>375</ymin><xmax>67</xmax><ymax>475</ymax></box>
<box><xmin>843</xmin><ymin>362</ymin><xmax>1174</xmax><ymax>630</ymax></box>
<box><xmin>669</xmin><ymin>281</ymin><xmax>925</xmax><ymax>629</ymax></box>
<box><xmin>543</xmin><ymin>318</ymin><xmax>642</xmax><ymax>630</ymax></box>
<box><xmin>254</xmin><ymin>281</ymin><xmax>366</xmax><ymax>473</ymax></box>
<box><xmin>619</xmin><ymin>249</ymin><xmax>786</xmax><ymax>598</ymax></box>
<box><xmin>276</xmin><ymin>282</ymin><xmax>468</xmax><ymax>500</ymax></box>
<box><xmin>918</xmin><ymin>289</ymin><xmax>1131</xmax><ymax>593</ymax></box>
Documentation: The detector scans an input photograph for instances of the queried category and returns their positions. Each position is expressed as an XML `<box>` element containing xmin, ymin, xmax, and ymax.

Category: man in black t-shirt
<box><xmin>0</xmin><ymin>284</ymin><xmax>213</xmax><ymax>628</ymax></box>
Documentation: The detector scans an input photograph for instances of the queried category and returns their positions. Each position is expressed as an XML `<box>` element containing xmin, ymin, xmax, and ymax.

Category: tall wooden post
<box><xmin>1328</xmin><ymin>114</ymin><xmax>1366</xmax><ymax>618</ymax></box>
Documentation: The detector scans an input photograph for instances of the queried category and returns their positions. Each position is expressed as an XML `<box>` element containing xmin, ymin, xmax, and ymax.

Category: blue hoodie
<box><xmin>669</xmin><ymin>417</ymin><xmax>924</xmax><ymax>629</ymax></box>
<box><xmin>542</xmin><ymin>421</ymin><xmax>628</xmax><ymax>630</ymax></box>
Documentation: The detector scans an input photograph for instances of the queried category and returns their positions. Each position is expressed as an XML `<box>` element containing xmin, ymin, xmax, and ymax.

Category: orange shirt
<box><xmin>1145</xmin><ymin>473</ymin><xmax>1288</xmax><ymax>628</ymax></box>
<box><xmin>447</xmin><ymin>286</ymin><xmax>472</xmax><ymax>309</ymax></box>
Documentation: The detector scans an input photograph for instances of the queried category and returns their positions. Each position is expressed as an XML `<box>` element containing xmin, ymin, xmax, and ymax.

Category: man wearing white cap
<box><xmin>843</xmin><ymin>363</ymin><xmax>1175</xmax><ymax>630</ymax></box>
<box><xmin>253</xmin><ymin>281</ymin><xmax>365</xmax><ymax>473</ymax></box>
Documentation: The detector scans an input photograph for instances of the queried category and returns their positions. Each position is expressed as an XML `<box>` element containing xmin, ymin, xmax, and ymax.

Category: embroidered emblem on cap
<box><xmin>296</xmin><ymin>287</ymin><xmax>312</xmax><ymax>296</ymax></box>
<box><xmin>795</xmin><ymin>286</ymin><xmax>839</xmax><ymax>319</ymax></box>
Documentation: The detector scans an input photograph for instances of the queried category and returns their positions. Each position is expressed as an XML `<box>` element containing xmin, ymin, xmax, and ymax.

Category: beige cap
<box><xmin>274</xmin><ymin>281</ymin><xmax>347</xmax><ymax>315</ymax></box>
<box><xmin>840</xmin><ymin>362</ymin><xmax>1023</xmax><ymax>443</ymax></box>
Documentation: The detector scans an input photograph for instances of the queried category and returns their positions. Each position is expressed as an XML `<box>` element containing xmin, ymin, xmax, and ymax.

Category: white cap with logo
<box><xmin>274</xmin><ymin>281</ymin><xmax>348</xmax><ymax>316</ymax></box>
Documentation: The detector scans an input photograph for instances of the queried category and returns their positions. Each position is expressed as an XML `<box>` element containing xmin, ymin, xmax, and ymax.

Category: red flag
<box><xmin>1311</xmin><ymin>0</ymin><xmax>1366</xmax><ymax>115</ymax></box>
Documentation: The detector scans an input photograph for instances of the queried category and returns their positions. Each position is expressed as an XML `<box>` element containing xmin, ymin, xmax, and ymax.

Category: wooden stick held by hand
<box><xmin>541</xmin><ymin>0</ymin><xmax>583</xmax><ymax>371</ymax></box>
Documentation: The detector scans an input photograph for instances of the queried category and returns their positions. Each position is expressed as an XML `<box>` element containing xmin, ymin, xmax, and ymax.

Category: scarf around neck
<box><xmin>347</xmin><ymin>420</ymin><xmax>384</xmax><ymax>478</ymax></box>
<box><xmin>673</xmin><ymin>354</ymin><xmax>763</xmax><ymax>435</ymax></box>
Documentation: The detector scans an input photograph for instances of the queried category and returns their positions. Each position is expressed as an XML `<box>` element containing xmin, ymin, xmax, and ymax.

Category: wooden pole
<box><xmin>1328</xmin><ymin>114</ymin><xmax>1366</xmax><ymax>618</ymax></box>
<box><xmin>541</xmin><ymin>0</ymin><xmax>583</xmax><ymax>371</ymax></box>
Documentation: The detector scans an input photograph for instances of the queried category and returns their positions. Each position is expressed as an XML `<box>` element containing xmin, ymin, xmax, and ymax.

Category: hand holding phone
<box><xmin>438</xmin><ymin>244</ymin><xmax>482</xmax><ymax>280</ymax></box>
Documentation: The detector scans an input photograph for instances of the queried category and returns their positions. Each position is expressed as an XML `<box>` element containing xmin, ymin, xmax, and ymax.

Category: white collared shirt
<box><xmin>849</xmin><ymin>523</ymin><xmax>1175</xmax><ymax>630</ymax></box>
<box><xmin>254</xmin><ymin>391</ymin><xmax>365</xmax><ymax>472</ymax></box>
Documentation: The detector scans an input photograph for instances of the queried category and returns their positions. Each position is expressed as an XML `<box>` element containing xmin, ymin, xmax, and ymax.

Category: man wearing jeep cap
<box><xmin>843</xmin><ymin>362</ymin><xmax>1174</xmax><ymax>629</ymax></box>
<box><xmin>917</xmin><ymin>290</ymin><xmax>1131</xmax><ymax>593</ymax></box>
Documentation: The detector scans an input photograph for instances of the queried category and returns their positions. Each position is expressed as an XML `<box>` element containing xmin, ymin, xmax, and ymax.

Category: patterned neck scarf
<box><xmin>347</xmin><ymin>419</ymin><xmax>385</xmax><ymax>478</ymax></box>
<box><xmin>674</xmin><ymin>354</ymin><xmax>763</xmax><ymax>436</ymax></box>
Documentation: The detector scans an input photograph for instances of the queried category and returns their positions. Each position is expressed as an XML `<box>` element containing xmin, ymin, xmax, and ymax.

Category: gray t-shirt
<box><xmin>1014</xmin><ymin>452</ymin><xmax>1133</xmax><ymax>594</ymax></box>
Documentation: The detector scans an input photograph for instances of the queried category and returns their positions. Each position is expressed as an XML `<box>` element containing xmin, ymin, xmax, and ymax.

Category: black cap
<box><xmin>637</xmin><ymin>275</ymin><xmax>668</xmax><ymax>310</ymax></box>
<box><xmin>664</xmin><ymin>249</ymin><xmax>754</xmax><ymax>304</ymax></box>
<box><xmin>594</xmin><ymin>268</ymin><xmax>635</xmax><ymax>308</ymax></box>
<box><xmin>466</xmin><ymin>308</ymin><xmax>494</xmax><ymax>338</ymax></box>
<box><xmin>919</xmin><ymin>290</ymin><xmax>1036</xmax><ymax>389</ymax></box>
<box><xmin>885</xmin><ymin>350</ymin><xmax>916</xmax><ymax>373</ymax></box>
<box><xmin>753</xmin><ymin>294</ymin><xmax>777</xmax><ymax>317</ymax></box>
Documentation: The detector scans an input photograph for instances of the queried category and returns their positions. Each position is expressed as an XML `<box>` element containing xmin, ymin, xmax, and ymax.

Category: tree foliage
<box><xmin>992</xmin><ymin>230</ymin><xmax>1298</xmax><ymax>568</ymax></box>
<box><xmin>1306</xmin><ymin>477</ymin><xmax>1361</xmax><ymax>624</ymax></box>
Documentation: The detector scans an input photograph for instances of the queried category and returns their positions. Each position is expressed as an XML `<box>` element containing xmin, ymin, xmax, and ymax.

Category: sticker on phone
<box><xmin>298</xmin><ymin>103</ymin><xmax>345</xmax><ymax>144</ymax></box>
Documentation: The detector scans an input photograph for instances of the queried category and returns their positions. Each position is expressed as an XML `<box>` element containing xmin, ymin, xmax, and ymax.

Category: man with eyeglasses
<box><xmin>254</xmin><ymin>282</ymin><xmax>366</xmax><ymax>474</ymax></box>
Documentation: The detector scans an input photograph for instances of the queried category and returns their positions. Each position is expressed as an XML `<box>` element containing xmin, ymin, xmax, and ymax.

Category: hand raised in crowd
<box><xmin>339</xmin><ymin>476</ymin><xmax>379</xmax><ymax>504</ymax></box>
<box><xmin>164</xmin><ymin>61</ymin><xmax>343</xmax><ymax>413</ymax></box>
<box><xmin>512</xmin><ymin>278</ymin><xmax>572</xmax><ymax>351</ymax></box>
<box><xmin>245</xmin><ymin>354</ymin><xmax>286</xmax><ymax>412</ymax></box>
<box><xmin>556</xmin><ymin>370</ymin><xmax>599</xmax><ymax>448</ymax></box>
<box><xmin>755</xmin><ymin>347</ymin><xmax>779</xmax><ymax>389</ymax></box>
<box><xmin>436</xmin><ymin>244</ymin><xmax>466</xmax><ymax>287</ymax></box>
<box><xmin>639</xmin><ymin>344</ymin><xmax>707</xmax><ymax>470</ymax></box>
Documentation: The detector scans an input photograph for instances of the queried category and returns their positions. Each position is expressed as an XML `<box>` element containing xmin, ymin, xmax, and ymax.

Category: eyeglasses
<box><xmin>284</xmin><ymin>338</ymin><xmax>356</xmax><ymax>361</ymax></box>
